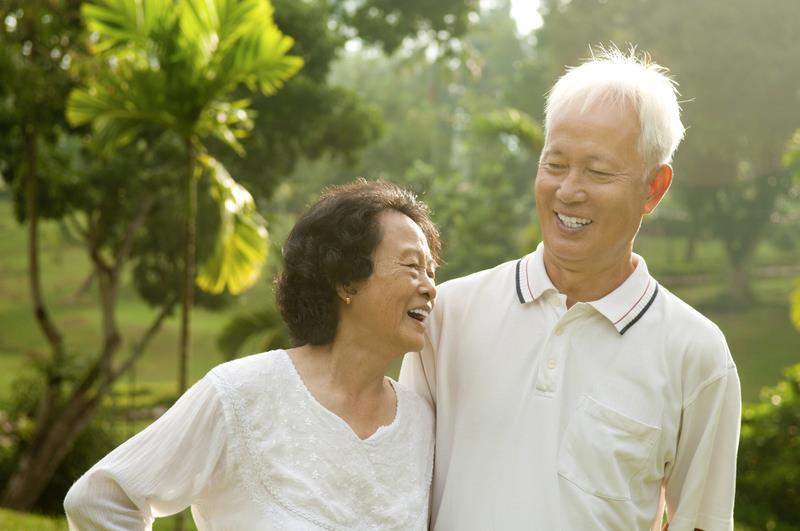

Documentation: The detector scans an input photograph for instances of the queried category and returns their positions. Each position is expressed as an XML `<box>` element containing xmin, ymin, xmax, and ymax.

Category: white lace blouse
<box><xmin>64</xmin><ymin>350</ymin><xmax>435</xmax><ymax>530</ymax></box>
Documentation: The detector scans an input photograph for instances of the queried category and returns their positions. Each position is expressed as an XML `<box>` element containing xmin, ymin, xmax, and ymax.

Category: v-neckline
<box><xmin>281</xmin><ymin>350</ymin><xmax>401</xmax><ymax>443</ymax></box>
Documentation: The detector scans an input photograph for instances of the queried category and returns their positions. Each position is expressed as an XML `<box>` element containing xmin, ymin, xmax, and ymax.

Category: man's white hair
<box><xmin>544</xmin><ymin>45</ymin><xmax>685</xmax><ymax>171</ymax></box>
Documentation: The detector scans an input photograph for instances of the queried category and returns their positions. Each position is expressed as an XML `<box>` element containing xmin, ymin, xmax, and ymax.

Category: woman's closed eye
<box><xmin>405</xmin><ymin>263</ymin><xmax>435</xmax><ymax>280</ymax></box>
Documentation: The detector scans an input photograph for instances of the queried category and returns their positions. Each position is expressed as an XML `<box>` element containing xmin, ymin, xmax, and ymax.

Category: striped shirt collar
<box><xmin>515</xmin><ymin>242</ymin><xmax>659</xmax><ymax>335</ymax></box>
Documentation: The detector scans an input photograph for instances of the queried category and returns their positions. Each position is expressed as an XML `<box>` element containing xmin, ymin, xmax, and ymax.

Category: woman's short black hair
<box><xmin>275</xmin><ymin>178</ymin><xmax>441</xmax><ymax>346</ymax></box>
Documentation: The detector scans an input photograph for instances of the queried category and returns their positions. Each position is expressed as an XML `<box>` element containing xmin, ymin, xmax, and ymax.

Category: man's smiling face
<box><xmin>535</xmin><ymin>99</ymin><xmax>652</xmax><ymax>275</ymax></box>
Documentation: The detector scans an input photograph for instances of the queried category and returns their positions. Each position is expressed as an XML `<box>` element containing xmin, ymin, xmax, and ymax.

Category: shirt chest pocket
<box><xmin>558</xmin><ymin>395</ymin><xmax>661</xmax><ymax>501</ymax></box>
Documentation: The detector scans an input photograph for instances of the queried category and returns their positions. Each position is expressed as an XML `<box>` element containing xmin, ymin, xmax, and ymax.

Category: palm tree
<box><xmin>67</xmin><ymin>0</ymin><xmax>302</xmax><ymax>393</ymax></box>
<box><xmin>0</xmin><ymin>0</ymin><xmax>301</xmax><ymax>511</ymax></box>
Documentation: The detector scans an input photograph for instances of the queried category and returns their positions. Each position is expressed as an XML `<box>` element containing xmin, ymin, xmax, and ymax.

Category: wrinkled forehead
<box><xmin>376</xmin><ymin>210</ymin><xmax>435</xmax><ymax>259</ymax></box>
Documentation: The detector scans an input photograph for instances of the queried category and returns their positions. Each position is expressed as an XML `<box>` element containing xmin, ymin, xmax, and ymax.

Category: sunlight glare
<box><xmin>510</xmin><ymin>0</ymin><xmax>543</xmax><ymax>35</ymax></box>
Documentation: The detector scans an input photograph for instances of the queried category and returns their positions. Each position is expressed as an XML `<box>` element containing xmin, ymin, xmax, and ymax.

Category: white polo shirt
<box><xmin>400</xmin><ymin>243</ymin><xmax>741</xmax><ymax>531</ymax></box>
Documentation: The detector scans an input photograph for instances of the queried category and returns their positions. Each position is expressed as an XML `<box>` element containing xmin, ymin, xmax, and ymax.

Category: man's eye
<box><xmin>544</xmin><ymin>162</ymin><xmax>567</xmax><ymax>171</ymax></box>
<box><xmin>589</xmin><ymin>168</ymin><xmax>613</xmax><ymax>177</ymax></box>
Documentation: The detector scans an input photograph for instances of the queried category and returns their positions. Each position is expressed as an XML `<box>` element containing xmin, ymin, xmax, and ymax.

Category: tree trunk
<box><xmin>2</xmin><ymin>392</ymin><xmax>101</xmax><ymax>510</ymax></box>
<box><xmin>1</xmin><ymin>128</ymin><xmax>69</xmax><ymax>509</ymax></box>
<box><xmin>683</xmin><ymin>233</ymin><xmax>697</xmax><ymax>263</ymax></box>
<box><xmin>175</xmin><ymin>140</ymin><xmax>197</xmax><ymax>531</ymax></box>
<box><xmin>727</xmin><ymin>260</ymin><xmax>755</xmax><ymax>307</ymax></box>
<box><xmin>1</xmin><ymin>292</ymin><xmax>171</xmax><ymax>510</ymax></box>
<box><xmin>178</xmin><ymin>140</ymin><xmax>197</xmax><ymax>395</ymax></box>
<box><xmin>1</xmin><ymin>177</ymin><xmax>162</xmax><ymax>509</ymax></box>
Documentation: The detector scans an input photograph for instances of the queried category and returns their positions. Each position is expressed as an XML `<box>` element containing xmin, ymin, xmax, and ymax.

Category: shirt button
<box><xmin>547</xmin><ymin>359</ymin><xmax>557</xmax><ymax>369</ymax></box>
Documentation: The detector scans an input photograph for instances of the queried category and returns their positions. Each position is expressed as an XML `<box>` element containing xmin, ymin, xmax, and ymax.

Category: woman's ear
<box><xmin>336</xmin><ymin>283</ymin><xmax>357</xmax><ymax>304</ymax></box>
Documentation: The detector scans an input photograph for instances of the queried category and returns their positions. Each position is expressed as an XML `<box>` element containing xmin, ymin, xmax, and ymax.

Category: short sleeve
<box><xmin>664</xmin><ymin>366</ymin><xmax>741</xmax><ymax>531</ymax></box>
<box><xmin>64</xmin><ymin>375</ymin><xmax>229</xmax><ymax>531</ymax></box>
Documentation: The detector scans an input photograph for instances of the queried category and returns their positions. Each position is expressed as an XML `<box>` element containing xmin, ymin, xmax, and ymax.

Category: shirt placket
<box><xmin>534</xmin><ymin>303</ymin><xmax>588</xmax><ymax>395</ymax></box>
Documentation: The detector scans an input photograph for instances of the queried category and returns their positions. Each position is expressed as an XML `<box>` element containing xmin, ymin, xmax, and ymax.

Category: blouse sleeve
<box><xmin>64</xmin><ymin>375</ymin><xmax>229</xmax><ymax>531</ymax></box>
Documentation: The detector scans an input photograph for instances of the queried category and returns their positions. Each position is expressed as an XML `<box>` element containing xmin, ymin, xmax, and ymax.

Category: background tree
<box><xmin>274</xmin><ymin>1</ymin><xmax>543</xmax><ymax>280</ymax></box>
<box><xmin>786</xmin><ymin>130</ymin><xmax>800</xmax><ymax>334</ymax></box>
<box><xmin>0</xmin><ymin>0</ymin><xmax>87</xmax><ymax>509</ymax></box>
<box><xmin>67</xmin><ymin>0</ymin><xmax>304</xmax><ymax>396</ymax></box>
<box><xmin>737</xmin><ymin>363</ymin><xmax>800</xmax><ymax>530</ymax></box>
<box><xmin>0</xmin><ymin>0</ymin><xmax>301</xmax><ymax>509</ymax></box>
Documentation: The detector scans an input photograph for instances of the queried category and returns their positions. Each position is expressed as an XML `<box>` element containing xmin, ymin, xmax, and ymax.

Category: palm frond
<box><xmin>82</xmin><ymin>0</ymin><xmax>176</xmax><ymax>52</ymax></box>
<box><xmin>197</xmin><ymin>99</ymin><xmax>255</xmax><ymax>156</ymax></box>
<box><xmin>217</xmin><ymin>305</ymin><xmax>289</xmax><ymax>360</ymax></box>
<box><xmin>66</xmin><ymin>65</ymin><xmax>177</xmax><ymax>149</ymax></box>
<box><xmin>196</xmin><ymin>156</ymin><xmax>268</xmax><ymax>295</ymax></box>
<box><xmin>76</xmin><ymin>0</ymin><xmax>302</xmax><ymax>149</ymax></box>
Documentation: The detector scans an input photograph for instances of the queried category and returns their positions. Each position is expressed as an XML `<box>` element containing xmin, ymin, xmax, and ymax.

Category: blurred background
<box><xmin>1</xmin><ymin>0</ymin><xmax>799</xmax><ymax>529</ymax></box>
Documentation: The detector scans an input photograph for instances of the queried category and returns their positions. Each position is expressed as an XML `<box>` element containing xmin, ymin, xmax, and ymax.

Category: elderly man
<box><xmin>400</xmin><ymin>48</ymin><xmax>741</xmax><ymax>530</ymax></box>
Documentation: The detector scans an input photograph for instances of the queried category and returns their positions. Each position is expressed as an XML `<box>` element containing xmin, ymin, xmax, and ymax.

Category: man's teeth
<box><xmin>408</xmin><ymin>308</ymin><xmax>429</xmax><ymax>322</ymax></box>
<box><xmin>557</xmin><ymin>213</ymin><xmax>592</xmax><ymax>229</ymax></box>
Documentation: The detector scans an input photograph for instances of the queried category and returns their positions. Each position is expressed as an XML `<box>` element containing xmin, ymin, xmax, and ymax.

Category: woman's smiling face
<box><xmin>342</xmin><ymin>210</ymin><xmax>437</xmax><ymax>355</ymax></box>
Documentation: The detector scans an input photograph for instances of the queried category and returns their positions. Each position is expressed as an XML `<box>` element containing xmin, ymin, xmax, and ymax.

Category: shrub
<box><xmin>0</xmin><ymin>375</ymin><xmax>120</xmax><ymax>515</ymax></box>
<box><xmin>736</xmin><ymin>363</ymin><xmax>800</xmax><ymax>530</ymax></box>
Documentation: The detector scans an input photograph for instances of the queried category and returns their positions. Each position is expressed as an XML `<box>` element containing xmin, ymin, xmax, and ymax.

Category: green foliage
<box><xmin>736</xmin><ymin>364</ymin><xmax>800</xmax><ymax>530</ymax></box>
<box><xmin>0</xmin><ymin>377</ymin><xmax>119</xmax><ymax>515</ymax></box>
<box><xmin>69</xmin><ymin>0</ymin><xmax>303</xmax><ymax>297</ymax></box>
<box><xmin>472</xmin><ymin>108</ymin><xmax>543</xmax><ymax>151</ymax></box>
<box><xmin>785</xmin><ymin>131</ymin><xmax>800</xmax><ymax>334</ymax></box>
<box><xmin>333</xmin><ymin>0</ymin><xmax>478</xmax><ymax>54</ymax></box>
<box><xmin>217</xmin><ymin>304</ymin><xmax>290</xmax><ymax>360</ymax></box>
<box><xmin>196</xmin><ymin>156</ymin><xmax>268</xmax><ymax>295</ymax></box>
<box><xmin>281</xmin><ymin>3</ymin><xmax>542</xmax><ymax>281</ymax></box>
<box><xmin>792</xmin><ymin>282</ymin><xmax>800</xmax><ymax>335</ymax></box>
<box><xmin>0</xmin><ymin>0</ymin><xmax>84</xmax><ymax>221</ymax></box>
<box><xmin>68</xmin><ymin>0</ymin><xmax>303</xmax><ymax>149</ymax></box>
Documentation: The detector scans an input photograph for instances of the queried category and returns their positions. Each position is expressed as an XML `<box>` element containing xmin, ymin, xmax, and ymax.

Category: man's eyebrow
<box><xmin>586</xmin><ymin>154</ymin><xmax>614</xmax><ymax>164</ymax></box>
<box><xmin>541</xmin><ymin>147</ymin><xmax>563</xmax><ymax>157</ymax></box>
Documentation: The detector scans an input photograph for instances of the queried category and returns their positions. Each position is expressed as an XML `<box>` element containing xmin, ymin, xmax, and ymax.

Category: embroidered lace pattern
<box><xmin>208</xmin><ymin>350</ymin><xmax>434</xmax><ymax>530</ymax></box>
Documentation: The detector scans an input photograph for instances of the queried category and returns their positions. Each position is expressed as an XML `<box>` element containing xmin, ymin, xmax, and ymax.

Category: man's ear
<box><xmin>644</xmin><ymin>164</ymin><xmax>673</xmax><ymax>214</ymax></box>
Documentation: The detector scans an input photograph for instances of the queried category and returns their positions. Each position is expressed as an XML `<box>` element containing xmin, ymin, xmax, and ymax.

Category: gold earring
<box><xmin>345</xmin><ymin>296</ymin><xmax>351</xmax><ymax>305</ymax></box>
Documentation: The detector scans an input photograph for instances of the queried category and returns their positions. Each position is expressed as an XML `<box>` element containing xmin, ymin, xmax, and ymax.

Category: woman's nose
<box><xmin>421</xmin><ymin>274</ymin><xmax>437</xmax><ymax>302</ymax></box>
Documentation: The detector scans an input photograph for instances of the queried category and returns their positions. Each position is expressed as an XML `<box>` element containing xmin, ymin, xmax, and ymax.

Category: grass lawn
<box><xmin>0</xmin><ymin>508</ymin><xmax>763</xmax><ymax>530</ymax></box>
<box><xmin>0</xmin><ymin>507</ymin><xmax>198</xmax><ymax>530</ymax></box>
<box><xmin>0</xmin><ymin>508</ymin><xmax>66</xmax><ymax>530</ymax></box>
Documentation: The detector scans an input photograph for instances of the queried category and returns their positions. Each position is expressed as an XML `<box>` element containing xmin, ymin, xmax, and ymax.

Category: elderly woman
<box><xmin>64</xmin><ymin>179</ymin><xmax>440</xmax><ymax>530</ymax></box>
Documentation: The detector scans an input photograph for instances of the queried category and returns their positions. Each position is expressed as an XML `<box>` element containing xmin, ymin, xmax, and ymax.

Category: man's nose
<box><xmin>555</xmin><ymin>169</ymin><xmax>587</xmax><ymax>203</ymax></box>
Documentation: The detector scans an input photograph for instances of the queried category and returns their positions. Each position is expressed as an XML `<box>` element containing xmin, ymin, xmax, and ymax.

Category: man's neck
<box><xmin>543</xmin><ymin>252</ymin><xmax>638</xmax><ymax>308</ymax></box>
